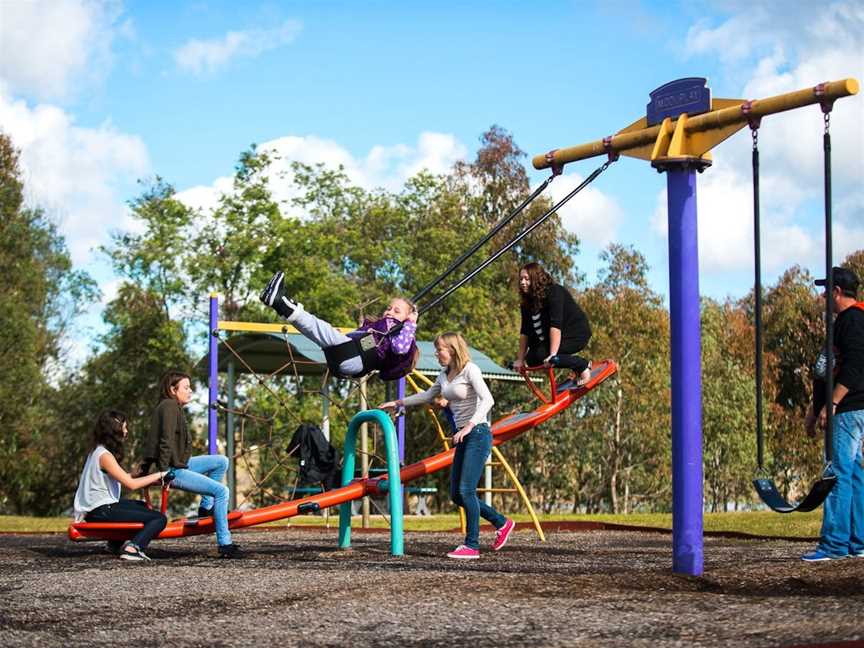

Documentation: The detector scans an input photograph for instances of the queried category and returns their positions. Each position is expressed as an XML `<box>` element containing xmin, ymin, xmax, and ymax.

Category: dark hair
<box><xmin>159</xmin><ymin>370</ymin><xmax>191</xmax><ymax>402</ymax></box>
<box><xmin>92</xmin><ymin>409</ymin><xmax>127</xmax><ymax>463</ymax></box>
<box><xmin>519</xmin><ymin>262</ymin><xmax>553</xmax><ymax>312</ymax></box>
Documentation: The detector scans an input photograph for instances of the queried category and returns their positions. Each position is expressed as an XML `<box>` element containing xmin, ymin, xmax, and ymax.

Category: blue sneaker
<box><xmin>801</xmin><ymin>548</ymin><xmax>843</xmax><ymax>562</ymax></box>
<box><xmin>848</xmin><ymin>550</ymin><xmax>864</xmax><ymax>558</ymax></box>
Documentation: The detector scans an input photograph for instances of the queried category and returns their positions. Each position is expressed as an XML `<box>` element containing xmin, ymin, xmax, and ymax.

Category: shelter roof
<box><xmin>198</xmin><ymin>333</ymin><xmax>521</xmax><ymax>382</ymax></box>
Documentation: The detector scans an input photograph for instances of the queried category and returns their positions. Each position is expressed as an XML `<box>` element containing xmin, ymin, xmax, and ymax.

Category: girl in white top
<box><xmin>73</xmin><ymin>410</ymin><xmax>170</xmax><ymax>561</ymax></box>
<box><xmin>380</xmin><ymin>332</ymin><xmax>516</xmax><ymax>559</ymax></box>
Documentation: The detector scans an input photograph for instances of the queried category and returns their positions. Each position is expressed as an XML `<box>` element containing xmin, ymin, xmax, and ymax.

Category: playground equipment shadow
<box><xmin>1</xmin><ymin>527</ymin><xmax>862</xmax><ymax>647</ymax></box>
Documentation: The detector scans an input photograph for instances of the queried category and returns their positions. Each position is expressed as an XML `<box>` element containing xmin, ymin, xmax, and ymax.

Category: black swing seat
<box><xmin>752</xmin><ymin>473</ymin><xmax>836</xmax><ymax>513</ymax></box>
<box><xmin>323</xmin><ymin>333</ymin><xmax>380</xmax><ymax>379</ymax></box>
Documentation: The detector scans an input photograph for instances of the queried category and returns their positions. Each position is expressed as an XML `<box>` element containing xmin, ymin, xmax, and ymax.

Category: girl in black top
<box><xmin>513</xmin><ymin>262</ymin><xmax>592</xmax><ymax>385</ymax></box>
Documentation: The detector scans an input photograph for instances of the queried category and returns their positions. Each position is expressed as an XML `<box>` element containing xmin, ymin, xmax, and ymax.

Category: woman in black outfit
<box><xmin>513</xmin><ymin>262</ymin><xmax>592</xmax><ymax>385</ymax></box>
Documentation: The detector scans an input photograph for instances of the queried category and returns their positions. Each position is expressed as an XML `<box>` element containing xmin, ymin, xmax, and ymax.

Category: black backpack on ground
<box><xmin>288</xmin><ymin>423</ymin><xmax>341</xmax><ymax>491</ymax></box>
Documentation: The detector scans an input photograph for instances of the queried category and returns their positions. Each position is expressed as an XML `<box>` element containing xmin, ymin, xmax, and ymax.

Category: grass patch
<box><xmin>2</xmin><ymin>510</ymin><xmax>820</xmax><ymax>538</ymax></box>
<box><xmin>0</xmin><ymin>516</ymin><xmax>70</xmax><ymax>533</ymax></box>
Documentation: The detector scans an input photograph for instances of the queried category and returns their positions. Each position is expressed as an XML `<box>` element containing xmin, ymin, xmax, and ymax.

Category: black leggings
<box><xmin>85</xmin><ymin>499</ymin><xmax>167</xmax><ymax>550</ymax></box>
<box><xmin>526</xmin><ymin>336</ymin><xmax>590</xmax><ymax>373</ymax></box>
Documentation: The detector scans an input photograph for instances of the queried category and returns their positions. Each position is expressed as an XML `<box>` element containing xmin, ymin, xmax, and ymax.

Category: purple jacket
<box><xmin>348</xmin><ymin>317</ymin><xmax>417</xmax><ymax>381</ymax></box>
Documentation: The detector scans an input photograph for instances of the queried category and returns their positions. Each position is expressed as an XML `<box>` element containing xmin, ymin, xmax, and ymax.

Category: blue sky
<box><xmin>1</xmin><ymin>1</ymin><xmax>861</xmax><ymax>364</ymax></box>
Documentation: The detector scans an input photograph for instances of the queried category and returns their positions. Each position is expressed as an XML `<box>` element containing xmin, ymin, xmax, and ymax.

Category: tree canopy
<box><xmin>1</xmin><ymin>125</ymin><xmax>860</xmax><ymax>517</ymax></box>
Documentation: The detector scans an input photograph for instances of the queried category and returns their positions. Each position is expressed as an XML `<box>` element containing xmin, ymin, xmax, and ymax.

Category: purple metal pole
<box><xmin>397</xmin><ymin>377</ymin><xmax>406</xmax><ymax>503</ymax></box>
<box><xmin>208</xmin><ymin>293</ymin><xmax>218</xmax><ymax>454</ymax></box>
<box><xmin>397</xmin><ymin>378</ymin><xmax>406</xmax><ymax>462</ymax></box>
<box><xmin>666</xmin><ymin>165</ymin><xmax>704</xmax><ymax>576</ymax></box>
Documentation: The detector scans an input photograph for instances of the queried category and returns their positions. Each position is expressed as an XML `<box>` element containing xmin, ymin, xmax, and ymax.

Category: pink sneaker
<box><xmin>446</xmin><ymin>545</ymin><xmax>480</xmax><ymax>560</ymax></box>
<box><xmin>492</xmin><ymin>518</ymin><xmax>516</xmax><ymax>551</ymax></box>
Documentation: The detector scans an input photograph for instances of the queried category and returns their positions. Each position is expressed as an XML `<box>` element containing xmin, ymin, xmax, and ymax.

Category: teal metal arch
<box><xmin>338</xmin><ymin>410</ymin><xmax>404</xmax><ymax>556</ymax></box>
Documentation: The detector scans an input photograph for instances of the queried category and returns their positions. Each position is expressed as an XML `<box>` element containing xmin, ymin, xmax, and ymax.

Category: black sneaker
<box><xmin>259</xmin><ymin>270</ymin><xmax>285</xmax><ymax>306</ymax></box>
<box><xmin>218</xmin><ymin>543</ymin><xmax>242</xmax><ymax>559</ymax></box>
<box><xmin>119</xmin><ymin>541</ymin><xmax>151</xmax><ymax>562</ymax></box>
<box><xmin>197</xmin><ymin>506</ymin><xmax>214</xmax><ymax>519</ymax></box>
<box><xmin>259</xmin><ymin>271</ymin><xmax>302</xmax><ymax>319</ymax></box>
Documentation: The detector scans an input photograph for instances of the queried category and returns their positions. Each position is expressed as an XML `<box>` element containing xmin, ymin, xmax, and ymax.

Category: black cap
<box><xmin>815</xmin><ymin>266</ymin><xmax>860</xmax><ymax>296</ymax></box>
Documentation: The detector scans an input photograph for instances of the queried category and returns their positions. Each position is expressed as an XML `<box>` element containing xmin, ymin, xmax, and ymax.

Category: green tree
<box><xmin>0</xmin><ymin>132</ymin><xmax>97</xmax><ymax>513</ymax></box>
<box><xmin>755</xmin><ymin>266</ymin><xmax>824</xmax><ymax>499</ymax></box>
<box><xmin>580</xmin><ymin>244</ymin><xmax>671</xmax><ymax>513</ymax></box>
<box><xmin>701</xmin><ymin>299</ymin><xmax>757</xmax><ymax>511</ymax></box>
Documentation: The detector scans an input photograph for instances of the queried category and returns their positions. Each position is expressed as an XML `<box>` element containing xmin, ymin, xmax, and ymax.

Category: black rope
<box><xmin>751</xmin><ymin>125</ymin><xmax>765</xmax><ymax>471</ymax></box>
<box><xmin>416</xmin><ymin>160</ymin><xmax>614</xmax><ymax>318</ymax></box>
<box><xmin>823</xmin><ymin>111</ymin><xmax>834</xmax><ymax>463</ymax></box>
<box><xmin>411</xmin><ymin>174</ymin><xmax>557</xmax><ymax>304</ymax></box>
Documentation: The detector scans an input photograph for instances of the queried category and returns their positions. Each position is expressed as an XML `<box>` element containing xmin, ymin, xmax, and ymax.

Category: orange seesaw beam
<box><xmin>68</xmin><ymin>361</ymin><xmax>619</xmax><ymax>542</ymax></box>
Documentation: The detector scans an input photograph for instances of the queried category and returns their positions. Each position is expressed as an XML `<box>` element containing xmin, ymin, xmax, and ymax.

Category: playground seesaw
<box><xmin>68</xmin><ymin>359</ymin><xmax>617</xmax><ymax>544</ymax></box>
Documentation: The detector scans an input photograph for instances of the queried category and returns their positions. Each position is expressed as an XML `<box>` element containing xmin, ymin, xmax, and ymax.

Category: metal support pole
<box><xmin>208</xmin><ymin>294</ymin><xmax>218</xmax><ymax>454</ymax></box>
<box><xmin>666</xmin><ymin>165</ymin><xmax>704</xmax><ymax>576</ymax></box>
<box><xmin>338</xmin><ymin>410</ymin><xmax>404</xmax><ymax>556</ymax></box>
<box><xmin>322</xmin><ymin>380</ymin><xmax>330</xmax><ymax>441</ymax></box>
<box><xmin>359</xmin><ymin>377</ymin><xmax>370</xmax><ymax>528</ymax></box>
<box><xmin>484</xmin><ymin>457</ymin><xmax>493</xmax><ymax>506</ymax></box>
<box><xmin>397</xmin><ymin>377</ymin><xmax>406</xmax><ymax>508</ymax></box>
<box><xmin>227</xmin><ymin>358</ymin><xmax>236</xmax><ymax>510</ymax></box>
<box><xmin>397</xmin><ymin>378</ymin><xmax>406</xmax><ymax>462</ymax></box>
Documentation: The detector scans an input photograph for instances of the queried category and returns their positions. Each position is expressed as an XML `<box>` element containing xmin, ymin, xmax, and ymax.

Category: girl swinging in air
<box><xmin>260</xmin><ymin>270</ymin><xmax>419</xmax><ymax>381</ymax></box>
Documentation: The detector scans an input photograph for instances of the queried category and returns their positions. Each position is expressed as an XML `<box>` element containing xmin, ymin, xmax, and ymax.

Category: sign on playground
<box><xmin>646</xmin><ymin>77</ymin><xmax>711</xmax><ymax>126</ymax></box>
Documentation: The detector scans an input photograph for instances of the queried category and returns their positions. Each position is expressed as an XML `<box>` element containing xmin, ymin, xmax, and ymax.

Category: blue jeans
<box><xmin>819</xmin><ymin>409</ymin><xmax>864</xmax><ymax>557</ymax></box>
<box><xmin>172</xmin><ymin>454</ymin><xmax>232</xmax><ymax>546</ymax></box>
<box><xmin>451</xmin><ymin>423</ymin><xmax>506</xmax><ymax>550</ymax></box>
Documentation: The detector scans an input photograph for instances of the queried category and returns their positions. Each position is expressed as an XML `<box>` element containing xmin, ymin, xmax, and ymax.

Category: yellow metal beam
<box><xmin>532</xmin><ymin>78</ymin><xmax>859</xmax><ymax>170</ymax></box>
<box><xmin>216</xmin><ymin>320</ymin><xmax>354</xmax><ymax>334</ymax></box>
<box><xmin>490</xmin><ymin>446</ymin><xmax>546</xmax><ymax>542</ymax></box>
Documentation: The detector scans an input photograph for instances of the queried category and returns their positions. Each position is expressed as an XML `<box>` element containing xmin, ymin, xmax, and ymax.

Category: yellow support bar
<box><xmin>532</xmin><ymin>78</ymin><xmax>859</xmax><ymax>169</ymax></box>
<box><xmin>490</xmin><ymin>446</ymin><xmax>545</xmax><ymax>542</ymax></box>
<box><xmin>216</xmin><ymin>320</ymin><xmax>354</xmax><ymax>334</ymax></box>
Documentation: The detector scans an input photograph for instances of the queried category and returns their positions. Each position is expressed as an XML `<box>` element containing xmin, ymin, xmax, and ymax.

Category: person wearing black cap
<box><xmin>801</xmin><ymin>266</ymin><xmax>864</xmax><ymax>562</ymax></box>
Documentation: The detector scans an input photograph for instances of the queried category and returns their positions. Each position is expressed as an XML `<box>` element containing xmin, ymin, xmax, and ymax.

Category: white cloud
<box><xmin>547</xmin><ymin>172</ymin><xmax>624</xmax><ymax>248</ymax></box>
<box><xmin>0</xmin><ymin>90</ymin><xmax>151</xmax><ymax>265</ymax></box>
<box><xmin>686</xmin><ymin>10</ymin><xmax>772</xmax><ymax>64</ymax></box>
<box><xmin>173</xmin><ymin>20</ymin><xmax>302</xmax><ymax>75</ymax></box>
<box><xmin>650</xmin><ymin>155</ymin><xmax>818</xmax><ymax>274</ymax></box>
<box><xmin>176</xmin><ymin>131</ymin><xmax>468</xmax><ymax>212</ymax></box>
<box><xmin>668</xmin><ymin>1</ymin><xmax>864</xmax><ymax>276</ymax></box>
<box><xmin>0</xmin><ymin>0</ymin><xmax>123</xmax><ymax>101</ymax></box>
<box><xmin>688</xmin><ymin>1</ymin><xmax>863</xmax><ymax>189</ymax></box>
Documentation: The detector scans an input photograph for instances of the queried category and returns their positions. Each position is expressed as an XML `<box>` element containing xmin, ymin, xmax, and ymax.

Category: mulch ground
<box><xmin>1</xmin><ymin>523</ymin><xmax>863</xmax><ymax>648</ymax></box>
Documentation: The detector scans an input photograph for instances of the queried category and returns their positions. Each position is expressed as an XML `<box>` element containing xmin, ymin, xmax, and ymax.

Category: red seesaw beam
<box><xmin>68</xmin><ymin>359</ymin><xmax>618</xmax><ymax>542</ymax></box>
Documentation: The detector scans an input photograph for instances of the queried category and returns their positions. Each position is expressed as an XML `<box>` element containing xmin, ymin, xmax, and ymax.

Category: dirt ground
<box><xmin>1</xmin><ymin>524</ymin><xmax>863</xmax><ymax>648</ymax></box>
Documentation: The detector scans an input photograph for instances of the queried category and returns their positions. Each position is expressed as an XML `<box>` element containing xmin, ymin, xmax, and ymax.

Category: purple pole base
<box><xmin>666</xmin><ymin>165</ymin><xmax>704</xmax><ymax>576</ymax></box>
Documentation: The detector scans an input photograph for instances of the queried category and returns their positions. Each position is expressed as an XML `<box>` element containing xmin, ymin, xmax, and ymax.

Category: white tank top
<box><xmin>73</xmin><ymin>446</ymin><xmax>121</xmax><ymax>521</ymax></box>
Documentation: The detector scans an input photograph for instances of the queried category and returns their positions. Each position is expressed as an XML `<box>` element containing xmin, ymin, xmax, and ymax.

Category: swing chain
<box><xmin>824</xmin><ymin>111</ymin><xmax>831</xmax><ymax>135</ymax></box>
<box><xmin>750</xmin><ymin>126</ymin><xmax>758</xmax><ymax>151</ymax></box>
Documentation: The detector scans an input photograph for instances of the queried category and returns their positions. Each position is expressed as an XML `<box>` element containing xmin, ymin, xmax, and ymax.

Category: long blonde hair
<box><xmin>435</xmin><ymin>332</ymin><xmax>471</xmax><ymax>375</ymax></box>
